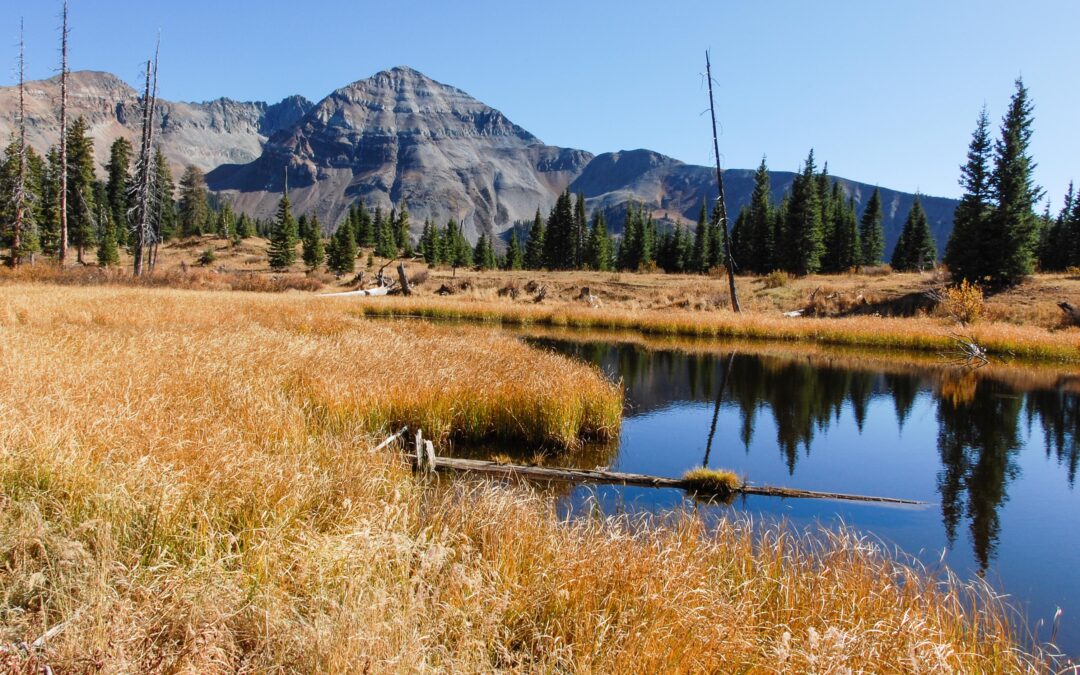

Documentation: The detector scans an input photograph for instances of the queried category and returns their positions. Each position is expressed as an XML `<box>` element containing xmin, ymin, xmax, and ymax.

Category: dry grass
<box><xmin>681</xmin><ymin>467</ymin><xmax>742</xmax><ymax>495</ymax></box>
<box><xmin>0</xmin><ymin>284</ymin><xmax>1048</xmax><ymax>671</ymax></box>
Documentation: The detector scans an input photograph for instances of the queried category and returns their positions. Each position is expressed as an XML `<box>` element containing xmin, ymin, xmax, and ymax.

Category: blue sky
<box><xmin>3</xmin><ymin>0</ymin><xmax>1077</xmax><ymax>201</ymax></box>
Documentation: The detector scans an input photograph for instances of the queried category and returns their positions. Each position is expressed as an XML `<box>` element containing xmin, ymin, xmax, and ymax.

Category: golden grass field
<box><xmin>9</xmin><ymin>234</ymin><xmax>1080</xmax><ymax>363</ymax></box>
<box><xmin>0</xmin><ymin>283</ymin><xmax>1051</xmax><ymax>672</ymax></box>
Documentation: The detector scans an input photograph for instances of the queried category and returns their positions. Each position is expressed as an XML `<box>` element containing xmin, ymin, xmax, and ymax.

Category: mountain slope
<box><xmin>0</xmin><ymin>70</ymin><xmax>312</xmax><ymax>176</ymax></box>
<box><xmin>206</xmin><ymin>66</ymin><xmax>591</xmax><ymax>239</ymax></box>
<box><xmin>571</xmin><ymin>150</ymin><xmax>957</xmax><ymax>255</ymax></box>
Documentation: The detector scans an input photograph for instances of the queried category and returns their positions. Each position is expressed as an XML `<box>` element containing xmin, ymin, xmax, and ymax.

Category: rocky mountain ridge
<box><xmin>0</xmin><ymin>67</ymin><xmax>956</xmax><ymax>252</ymax></box>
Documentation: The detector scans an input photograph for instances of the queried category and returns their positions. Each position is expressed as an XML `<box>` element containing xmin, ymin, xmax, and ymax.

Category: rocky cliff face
<box><xmin>207</xmin><ymin>66</ymin><xmax>592</xmax><ymax>239</ymax></box>
<box><xmin>0</xmin><ymin>70</ymin><xmax>312</xmax><ymax>176</ymax></box>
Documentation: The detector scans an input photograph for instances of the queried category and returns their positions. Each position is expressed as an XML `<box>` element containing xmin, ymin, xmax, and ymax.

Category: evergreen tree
<box><xmin>105</xmin><ymin>137</ymin><xmax>132</xmax><ymax>247</ymax></box>
<box><xmin>891</xmin><ymin>197</ymin><xmax>937</xmax><ymax>271</ymax></box>
<box><xmin>986</xmin><ymin>78</ymin><xmax>1042</xmax><ymax>286</ymax></box>
<box><xmin>586</xmin><ymin>211</ymin><xmax>613</xmax><ymax>271</ymax></box>
<box><xmin>822</xmin><ymin>184</ymin><xmax>859</xmax><ymax>273</ymax></box>
<box><xmin>474</xmin><ymin>233</ymin><xmax>497</xmax><ymax>269</ymax></box>
<box><xmin>783</xmin><ymin>150</ymin><xmax>825</xmax><ymax>274</ymax></box>
<box><xmin>859</xmin><ymin>187</ymin><xmax>885</xmax><ymax>266</ymax></box>
<box><xmin>524</xmin><ymin>208</ymin><xmax>546</xmax><ymax>269</ymax></box>
<box><xmin>691</xmin><ymin>200</ymin><xmax>711</xmax><ymax>273</ymax></box>
<box><xmin>235</xmin><ymin>212</ymin><xmax>255</xmax><ymax>239</ymax></box>
<box><xmin>573</xmin><ymin>192</ymin><xmax>588</xmax><ymax>267</ymax></box>
<box><xmin>267</xmin><ymin>191</ymin><xmax>298</xmax><ymax>270</ymax></box>
<box><xmin>177</xmin><ymin>165</ymin><xmax>209</xmax><ymax>237</ymax></box>
<box><xmin>506</xmin><ymin>228</ymin><xmax>524</xmax><ymax>270</ymax></box>
<box><xmin>297</xmin><ymin>214</ymin><xmax>311</xmax><ymax>242</ymax></box>
<box><xmin>151</xmin><ymin>149</ymin><xmax>177</xmax><ymax>243</ymax></box>
<box><xmin>66</xmin><ymin>116</ymin><xmax>96</xmax><ymax>263</ymax></box>
<box><xmin>95</xmin><ymin>192</ymin><xmax>119</xmax><ymax>266</ymax></box>
<box><xmin>326</xmin><ymin>218</ymin><xmax>357</xmax><ymax>275</ymax></box>
<box><xmin>354</xmin><ymin>202</ymin><xmax>374</xmax><ymax>247</ymax></box>
<box><xmin>944</xmin><ymin>108</ymin><xmax>993</xmax><ymax>281</ymax></box>
<box><xmin>38</xmin><ymin>146</ymin><xmax>61</xmax><ymax>256</ymax></box>
<box><xmin>374</xmin><ymin>207</ymin><xmax>397</xmax><ymax>258</ymax></box>
<box><xmin>302</xmin><ymin>214</ymin><xmax>325</xmax><ymax>270</ymax></box>
<box><xmin>543</xmin><ymin>191</ymin><xmax>575</xmax><ymax>269</ymax></box>
<box><xmin>748</xmin><ymin>157</ymin><xmax>774</xmax><ymax>273</ymax></box>
<box><xmin>396</xmin><ymin>202</ymin><xmax>412</xmax><ymax>256</ymax></box>
<box><xmin>730</xmin><ymin>207</ymin><xmax>752</xmax><ymax>271</ymax></box>
<box><xmin>216</xmin><ymin>202</ymin><xmax>235</xmax><ymax>239</ymax></box>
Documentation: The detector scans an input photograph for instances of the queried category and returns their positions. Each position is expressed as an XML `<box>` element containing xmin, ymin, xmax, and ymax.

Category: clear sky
<box><xmin>3</xmin><ymin>0</ymin><xmax>1077</xmax><ymax>201</ymax></box>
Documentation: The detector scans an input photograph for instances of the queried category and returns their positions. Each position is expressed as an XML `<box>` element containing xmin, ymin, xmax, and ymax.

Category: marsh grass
<box><xmin>681</xmin><ymin>467</ymin><xmax>742</xmax><ymax>495</ymax></box>
<box><xmin>0</xmin><ymin>284</ymin><xmax>1049</xmax><ymax>671</ymax></box>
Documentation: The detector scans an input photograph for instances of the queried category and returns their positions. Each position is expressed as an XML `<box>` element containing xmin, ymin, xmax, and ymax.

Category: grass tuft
<box><xmin>681</xmin><ymin>467</ymin><xmax>742</xmax><ymax>495</ymax></box>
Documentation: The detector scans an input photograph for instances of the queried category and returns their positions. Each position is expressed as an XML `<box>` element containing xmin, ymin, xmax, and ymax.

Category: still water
<box><xmin>462</xmin><ymin>334</ymin><xmax>1080</xmax><ymax>654</ymax></box>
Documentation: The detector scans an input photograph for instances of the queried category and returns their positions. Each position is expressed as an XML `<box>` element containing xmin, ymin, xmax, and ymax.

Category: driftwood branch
<box><xmin>402</xmin><ymin>453</ymin><xmax>925</xmax><ymax>506</ymax></box>
<box><xmin>372</xmin><ymin>427</ymin><xmax>408</xmax><ymax>452</ymax></box>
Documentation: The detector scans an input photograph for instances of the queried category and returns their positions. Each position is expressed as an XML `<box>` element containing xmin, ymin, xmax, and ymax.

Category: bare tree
<box><xmin>705</xmin><ymin>50</ymin><xmax>741</xmax><ymax>313</ymax></box>
<box><xmin>10</xmin><ymin>19</ymin><xmax>30</xmax><ymax>267</ymax></box>
<box><xmin>58</xmin><ymin>0</ymin><xmax>69</xmax><ymax>264</ymax></box>
<box><xmin>130</xmin><ymin>42</ymin><xmax>159</xmax><ymax>276</ymax></box>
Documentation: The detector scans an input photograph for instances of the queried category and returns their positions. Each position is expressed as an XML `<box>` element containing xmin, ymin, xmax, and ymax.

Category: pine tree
<box><xmin>95</xmin><ymin>192</ymin><xmax>119</xmax><ymax>266</ymax></box>
<box><xmin>573</xmin><ymin>192</ymin><xmax>588</xmax><ymax>267</ymax></box>
<box><xmin>374</xmin><ymin>207</ymin><xmax>398</xmax><ymax>258</ymax></box>
<box><xmin>302</xmin><ymin>214</ymin><xmax>325</xmax><ymax>269</ymax></box>
<box><xmin>586</xmin><ymin>211</ymin><xmax>613</xmax><ymax>271</ymax></box>
<box><xmin>65</xmin><ymin>116</ymin><xmax>96</xmax><ymax>263</ymax></box>
<box><xmin>783</xmin><ymin>150</ymin><xmax>825</xmax><ymax>275</ymax></box>
<box><xmin>506</xmin><ymin>229</ymin><xmax>524</xmax><ymax>270</ymax></box>
<box><xmin>235</xmin><ymin>212</ymin><xmax>255</xmax><ymax>239</ymax></box>
<box><xmin>396</xmin><ymin>203</ymin><xmax>412</xmax><ymax>256</ymax></box>
<box><xmin>105</xmin><ymin>137</ymin><xmax>132</xmax><ymax>247</ymax></box>
<box><xmin>543</xmin><ymin>191</ymin><xmax>574</xmax><ymax>269</ymax></box>
<box><xmin>859</xmin><ymin>187</ymin><xmax>885</xmax><ymax>266</ymax></box>
<box><xmin>822</xmin><ymin>183</ymin><xmax>859</xmax><ymax>273</ymax></box>
<box><xmin>151</xmin><ymin>149</ymin><xmax>176</xmax><ymax>243</ymax></box>
<box><xmin>267</xmin><ymin>191</ymin><xmax>298</xmax><ymax>270</ymax></box>
<box><xmin>38</xmin><ymin>147</ymin><xmax>61</xmax><ymax>256</ymax></box>
<box><xmin>944</xmin><ymin>108</ymin><xmax>992</xmax><ymax>281</ymax></box>
<box><xmin>326</xmin><ymin>218</ymin><xmax>356</xmax><ymax>275</ymax></box>
<box><xmin>216</xmin><ymin>202</ymin><xmax>235</xmax><ymax>239</ymax></box>
<box><xmin>986</xmin><ymin>78</ymin><xmax>1042</xmax><ymax>286</ymax></box>
<box><xmin>891</xmin><ymin>197</ymin><xmax>937</xmax><ymax>271</ymax></box>
<box><xmin>474</xmin><ymin>233</ymin><xmax>497</xmax><ymax>269</ymax></box>
<box><xmin>748</xmin><ymin>157</ymin><xmax>774</xmax><ymax>273</ymax></box>
<box><xmin>354</xmin><ymin>202</ymin><xmax>374</xmax><ymax>247</ymax></box>
<box><xmin>524</xmin><ymin>208</ymin><xmax>546</xmax><ymax>269</ymax></box>
<box><xmin>297</xmin><ymin>214</ymin><xmax>311</xmax><ymax>242</ymax></box>
<box><xmin>177</xmin><ymin>165</ymin><xmax>209</xmax><ymax>238</ymax></box>
<box><xmin>691</xmin><ymin>200</ymin><xmax>711</xmax><ymax>273</ymax></box>
<box><xmin>731</xmin><ymin>208</ymin><xmax>752</xmax><ymax>271</ymax></box>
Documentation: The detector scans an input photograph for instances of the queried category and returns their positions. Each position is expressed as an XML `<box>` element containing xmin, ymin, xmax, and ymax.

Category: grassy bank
<box><xmin>350</xmin><ymin>295</ymin><xmax>1080</xmax><ymax>363</ymax></box>
<box><xmin>0</xmin><ymin>285</ymin><xmax>1046</xmax><ymax>671</ymax></box>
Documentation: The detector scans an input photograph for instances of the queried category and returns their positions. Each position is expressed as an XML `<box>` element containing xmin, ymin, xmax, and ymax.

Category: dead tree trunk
<box><xmin>705</xmin><ymin>50</ymin><xmax>741</xmax><ymax>313</ymax></box>
<box><xmin>396</xmin><ymin>261</ymin><xmax>412</xmax><ymax>296</ymax></box>
<box><xmin>10</xmin><ymin>20</ymin><xmax>28</xmax><ymax>268</ymax></box>
<box><xmin>131</xmin><ymin>59</ymin><xmax>153</xmax><ymax>276</ymax></box>
<box><xmin>57</xmin><ymin>0</ymin><xmax>69</xmax><ymax>264</ymax></box>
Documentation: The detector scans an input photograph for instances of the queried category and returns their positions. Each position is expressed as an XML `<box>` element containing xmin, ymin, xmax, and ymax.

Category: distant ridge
<box><xmin>0</xmin><ymin>67</ymin><xmax>956</xmax><ymax>251</ymax></box>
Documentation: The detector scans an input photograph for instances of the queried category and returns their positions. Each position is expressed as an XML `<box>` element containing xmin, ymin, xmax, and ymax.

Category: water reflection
<box><xmin>525</xmin><ymin>337</ymin><xmax>1080</xmax><ymax>574</ymax></box>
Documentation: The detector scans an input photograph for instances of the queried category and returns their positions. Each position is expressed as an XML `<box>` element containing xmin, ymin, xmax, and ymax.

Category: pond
<box><xmin>452</xmin><ymin>331</ymin><xmax>1080</xmax><ymax>655</ymax></box>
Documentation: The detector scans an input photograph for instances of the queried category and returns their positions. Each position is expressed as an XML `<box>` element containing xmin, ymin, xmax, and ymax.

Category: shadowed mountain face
<box><xmin>571</xmin><ymin>149</ymin><xmax>958</xmax><ymax>256</ymax></box>
<box><xmin>0</xmin><ymin>70</ymin><xmax>312</xmax><ymax>177</ymax></box>
<box><xmin>1</xmin><ymin>67</ymin><xmax>956</xmax><ymax>249</ymax></box>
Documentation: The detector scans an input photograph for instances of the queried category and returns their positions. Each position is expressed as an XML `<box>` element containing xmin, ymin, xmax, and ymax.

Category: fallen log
<box><xmin>402</xmin><ymin>454</ymin><xmax>926</xmax><ymax>506</ymax></box>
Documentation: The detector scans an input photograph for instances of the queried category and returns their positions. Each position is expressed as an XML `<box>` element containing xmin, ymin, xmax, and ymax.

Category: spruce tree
<box><xmin>65</xmin><ymin>116</ymin><xmax>96</xmax><ymax>263</ymax></box>
<box><xmin>783</xmin><ymin>150</ymin><xmax>825</xmax><ymax>275</ymax></box>
<box><xmin>691</xmin><ymin>200</ymin><xmax>710</xmax><ymax>273</ymax></box>
<box><xmin>573</xmin><ymin>192</ymin><xmax>588</xmax><ymax>267</ymax></box>
<box><xmin>944</xmin><ymin>108</ymin><xmax>993</xmax><ymax>281</ymax></box>
<box><xmin>859</xmin><ymin>187</ymin><xmax>885</xmax><ymax>266</ymax></box>
<box><xmin>94</xmin><ymin>182</ymin><xmax>119</xmax><ymax>266</ymax></box>
<box><xmin>524</xmin><ymin>208</ymin><xmax>546</xmax><ymax>269</ymax></box>
<box><xmin>151</xmin><ymin>149</ymin><xmax>176</xmax><ymax>243</ymax></box>
<box><xmin>748</xmin><ymin>157</ymin><xmax>774</xmax><ymax>273</ymax></box>
<box><xmin>235</xmin><ymin>212</ymin><xmax>254</xmax><ymax>239</ymax></box>
<box><xmin>105</xmin><ymin>137</ymin><xmax>132</xmax><ymax>247</ymax></box>
<box><xmin>178</xmin><ymin>165</ymin><xmax>209</xmax><ymax>238</ymax></box>
<box><xmin>374</xmin><ymin>207</ymin><xmax>397</xmax><ymax>258</ymax></box>
<box><xmin>355</xmin><ymin>202</ymin><xmax>374</xmax><ymax>247</ymax></box>
<box><xmin>543</xmin><ymin>191</ymin><xmax>574</xmax><ymax>269</ymax></box>
<box><xmin>267</xmin><ymin>192</ymin><xmax>298</xmax><ymax>270</ymax></box>
<box><xmin>216</xmin><ymin>202</ymin><xmax>235</xmax><ymax>239</ymax></box>
<box><xmin>396</xmin><ymin>203</ymin><xmax>412</xmax><ymax>256</ymax></box>
<box><xmin>326</xmin><ymin>219</ymin><xmax>357</xmax><ymax>275</ymax></box>
<box><xmin>302</xmin><ymin>214</ymin><xmax>325</xmax><ymax>270</ymax></box>
<box><xmin>506</xmin><ymin>229</ymin><xmax>524</xmax><ymax>270</ymax></box>
<box><xmin>891</xmin><ymin>197</ymin><xmax>937</xmax><ymax>271</ymax></box>
<box><xmin>986</xmin><ymin>78</ymin><xmax>1041</xmax><ymax>286</ymax></box>
<box><xmin>586</xmin><ymin>211</ymin><xmax>613</xmax><ymax>271</ymax></box>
